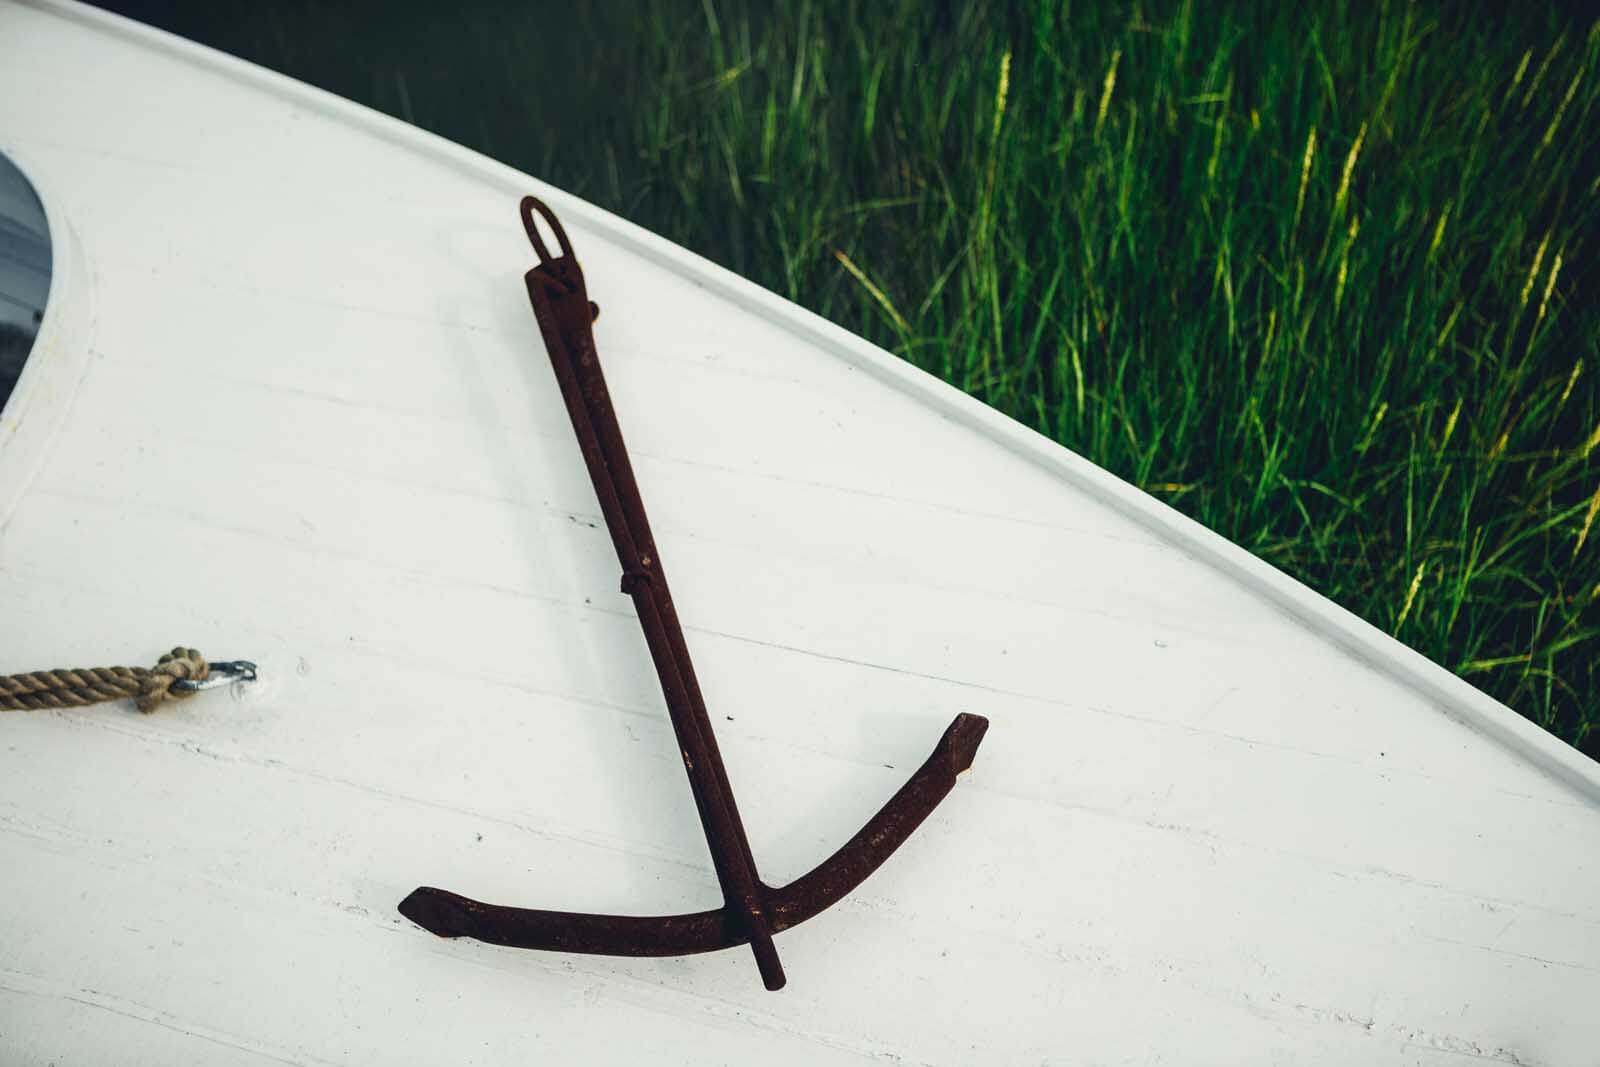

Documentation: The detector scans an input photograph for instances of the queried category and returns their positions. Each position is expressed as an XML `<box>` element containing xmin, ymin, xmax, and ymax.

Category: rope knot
<box><xmin>134</xmin><ymin>647</ymin><xmax>208</xmax><ymax>713</ymax></box>
<box><xmin>3</xmin><ymin>648</ymin><xmax>252</xmax><ymax>713</ymax></box>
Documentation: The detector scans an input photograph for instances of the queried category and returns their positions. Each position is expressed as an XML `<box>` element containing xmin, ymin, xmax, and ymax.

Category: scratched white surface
<box><xmin>0</xmin><ymin>2</ymin><xmax>1597</xmax><ymax>1064</ymax></box>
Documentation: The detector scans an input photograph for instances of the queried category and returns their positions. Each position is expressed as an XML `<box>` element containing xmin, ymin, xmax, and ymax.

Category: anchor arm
<box><xmin>398</xmin><ymin>711</ymin><xmax>987</xmax><ymax>955</ymax></box>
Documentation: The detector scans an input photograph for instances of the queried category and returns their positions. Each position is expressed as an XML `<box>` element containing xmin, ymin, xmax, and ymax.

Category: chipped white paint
<box><xmin>0</xmin><ymin>1</ymin><xmax>1596</xmax><ymax>1063</ymax></box>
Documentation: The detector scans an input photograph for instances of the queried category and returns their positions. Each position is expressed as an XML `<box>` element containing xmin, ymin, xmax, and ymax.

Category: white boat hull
<box><xmin>1</xmin><ymin>2</ymin><xmax>1596</xmax><ymax>1063</ymax></box>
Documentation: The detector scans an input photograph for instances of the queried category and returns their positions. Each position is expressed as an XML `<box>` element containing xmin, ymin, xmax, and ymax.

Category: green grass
<box><xmin>106</xmin><ymin>0</ymin><xmax>1600</xmax><ymax>756</ymax></box>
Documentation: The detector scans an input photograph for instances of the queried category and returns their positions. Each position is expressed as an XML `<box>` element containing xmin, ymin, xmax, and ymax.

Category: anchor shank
<box><xmin>524</xmin><ymin>235</ymin><xmax>784</xmax><ymax>990</ymax></box>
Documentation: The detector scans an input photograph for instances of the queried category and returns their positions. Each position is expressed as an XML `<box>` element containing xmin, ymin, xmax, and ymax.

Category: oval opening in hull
<box><xmin>0</xmin><ymin>149</ymin><xmax>51</xmax><ymax>416</ymax></box>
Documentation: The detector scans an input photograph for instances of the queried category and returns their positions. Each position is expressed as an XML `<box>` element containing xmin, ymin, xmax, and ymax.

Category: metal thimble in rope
<box><xmin>0</xmin><ymin>648</ymin><xmax>257</xmax><ymax>713</ymax></box>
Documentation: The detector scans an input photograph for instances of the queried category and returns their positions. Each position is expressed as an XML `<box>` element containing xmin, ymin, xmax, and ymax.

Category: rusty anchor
<box><xmin>399</xmin><ymin>197</ymin><xmax>988</xmax><ymax>991</ymax></box>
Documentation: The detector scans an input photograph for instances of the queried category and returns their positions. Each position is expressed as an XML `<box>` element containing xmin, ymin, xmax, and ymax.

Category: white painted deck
<box><xmin>1</xmin><ymin>2</ymin><xmax>1597</xmax><ymax>1063</ymax></box>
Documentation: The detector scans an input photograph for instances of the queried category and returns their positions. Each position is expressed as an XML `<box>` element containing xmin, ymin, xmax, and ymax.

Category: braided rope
<box><xmin>0</xmin><ymin>648</ymin><xmax>209</xmax><ymax>713</ymax></box>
